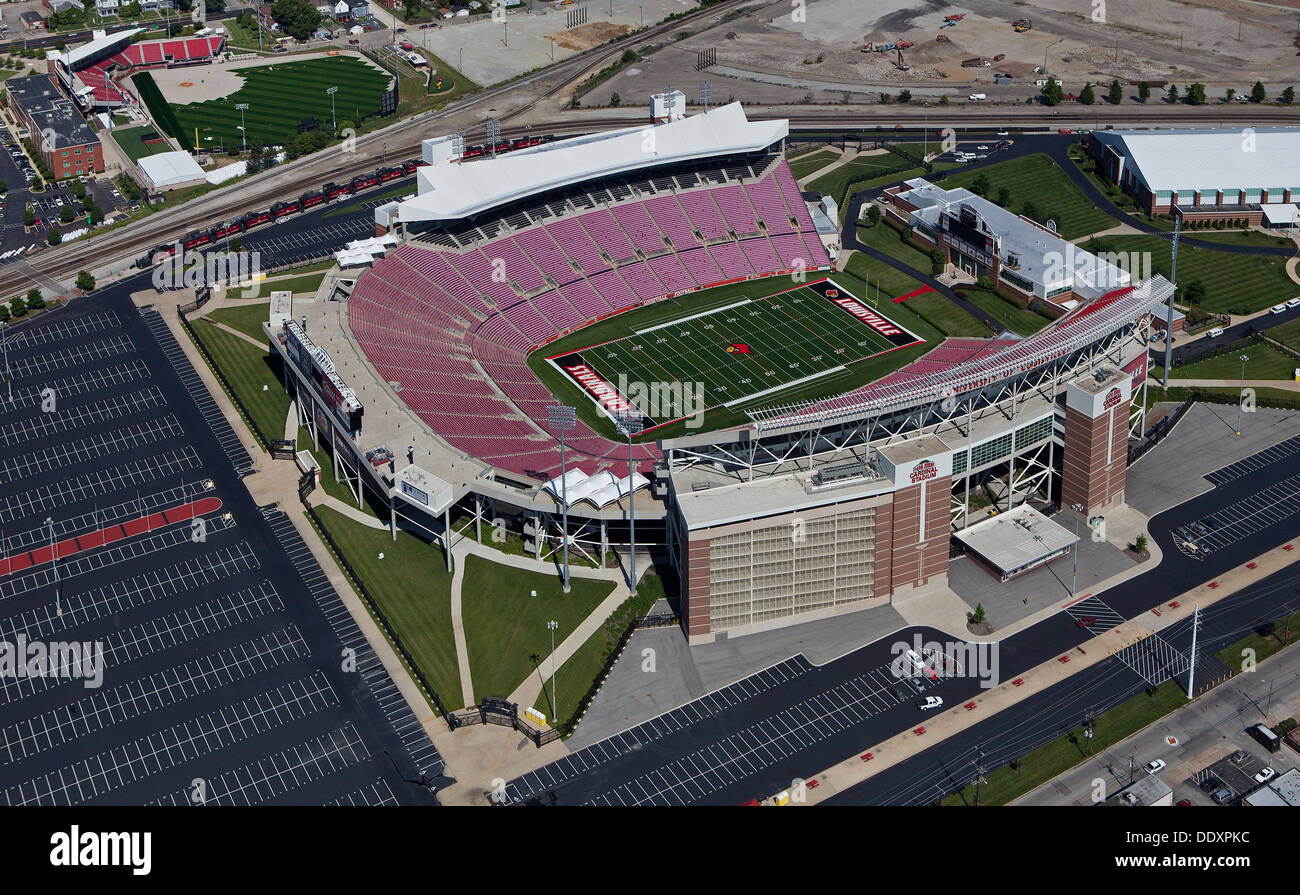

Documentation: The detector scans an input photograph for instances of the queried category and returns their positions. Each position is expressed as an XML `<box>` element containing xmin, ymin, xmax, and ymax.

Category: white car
<box><xmin>1270</xmin><ymin>304</ymin><xmax>1287</xmax><ymax>315</ymax></box>
<box><xmin>1144</xmin><ymin>759</ymin><xmax>1166</xmax><ymax>774</ymax></box>
<box><xmin>917</xmin><ymin>696</ymin><xmax>943</xmax><ymax>711</ymax></box>
<box><xmin>1254</xmin><ymin>767</ymin><xmax>1276</xmax><ymax>784</ymax></box>
<box><xmin>1287</xmin><ymin>297</ymin><xmax>1300</xmax><ymax>309</ymax></box>
<box><xmin>996</xmin><ymin>130</ymin><xmax>1009</xmax><ymax>136</ymax></box>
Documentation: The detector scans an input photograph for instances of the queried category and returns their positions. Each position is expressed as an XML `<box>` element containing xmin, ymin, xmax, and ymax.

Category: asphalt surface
<box><xmin>498</xmin><ymin>431</ymin><xmax>1300</xmax><ymax>805</ymax></box>
<box><xmin>0</xmin><ymin>270</ymin><xmax>447</xmax><ymax>804</ymax></box>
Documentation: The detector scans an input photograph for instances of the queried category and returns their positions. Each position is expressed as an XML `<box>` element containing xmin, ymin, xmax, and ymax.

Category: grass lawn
<box><xmin>186</xmin><ymin>317</ymin><xmax>289</xmax><ymax>449</ymax></box>
<box><xmin>943</xmin><ymin>680</ymin><xmax>1189</xmax><ymax>806</ymax></box>
<box><xmin>1215</xmin><ymin>608</ymin><xmax>1300</xmax><ymax>671</ymax></box>
<box><xmin>789</xmin><ymin>149</ymin><xmax>840</xmax><ymax>180</ymax></box>
<box><xmin>958</xmin><ymin>287</ymin><xmax>1053</xmax><ymax>336</ymax></box>
<box><xmin>845</xmin><ymin>251</ymin><xmax>931</xmax><ymax>300</ymax></box>
<box><xmin>1145</xmin><ymin>384</ymin><xmax>1300</xmax><ymax>409</ymax></box>
<box><xmin>1154</xmin><ymin>341</ymin><xmax>1299</xmax><ymax>381</ymax></box>
<box><xmin>309</xmin><ymin>505</ymin><xmax>462</xmax><ymax>711</ymax></box>
<box><xmin>246</xmin><ymin>270</ymin><xmax>330</xmax><ymax>298</ymax></box>
<box><xmin>1267</xmin><ymin>316</ymin><xmax>1300</xmax><ymax>351</ymax></box>
<box><xmin>943</xmin><ymin>153</ymin><xmax>1115</xmax><ymax>240</ymax></box>
<box><xmin>460</xmin><ymin>554</ymin><xmax>615</xmax><ymax>705</ymax></box>
<box><xmin>205</xmin><ymin>301</ymin><xmax>270</xmax><ymax>343</ymax></box>
<box><xmin>528</xmin><ymin>569</ymin><xmax>670</xmax><ymax>731</ymax></box>
<box><xmin>1189</xmin><ymin>230</ymin><xmax>1296</xmax><ymax>249</ymax></box>
<box><xmin>1083</xmin><ymin>233</ymin><xmax>1298</xmax><ymax>315</ymax></box>
<box><xmin>906</xmin><ymin>291</ymin><xmax>992</xmax><ymax>337</ymax></box>
<box><xmin>170</xmin><ymin>57</ymin><xmax>391</xmax><ymax>147</ymax></box>
<box><xmin>854</xmin><ymin>221</ymin><xmax>933</xmax><ymax>271</ymax></box>
<box><xmin>807</xmin><ymin>154</ymin><xmax>921</xmax><ymax>217</ymax></box>
<box><xmin>111</xmin><ymin>126</ymin><xmax>173</xmax><ymax>164</ymax></box>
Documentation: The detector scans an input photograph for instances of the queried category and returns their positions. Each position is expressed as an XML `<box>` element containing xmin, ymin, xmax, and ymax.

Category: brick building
<box><xmin>6</xmin><ymin>75</ymin><xmax>103</xmax><ymax>180</ymax></box>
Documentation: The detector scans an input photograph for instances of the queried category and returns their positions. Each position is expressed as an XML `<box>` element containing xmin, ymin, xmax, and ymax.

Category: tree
<box><xmin>58</xmin><ymin>205</ymin><xmax>75</xmax><ymax>224</ymax></box>
<box><xmin>971</xmin><ymin>173</ymin><xmax>990</xmax><ymax>196</ymax></box>
<box><xmin>1251</xmin><ymin>81</ymin><xmax>1265</xmax><ymax>103</ymax></box>
<box><xmin>122</xmin><ymin>1</ymin><xmax>142</xmax><ymax>18</ymax></box>
<box><xmin>75</xmin><ymin>270</ymin><xmax>95</xmax><ymax>293</ymax></box>
<box><xmin>1134</xmin><ymin>534</ymin><xmax>1148</xmax><ymax>553</ymax></box>
<box><xmin>0</xmin><ymin>305</ymin><xmax>9</xmax><ymax>323</ymax></box>
<box><xmin>270</xmin><ymin>0</ymin><xmax>321</xmax><ymax>41</ymax></box>
<box><xmin>403</xmin><ymin>0</ymin><xmax>423</xmax><ymax>21</ymax></box>
<box><xmin>1185</xmin><ymin>83</ymin><xmax>1206</xmax><ymax>105</ymax></box>
<box><xmin>72</xmin><ymin>179</ymin><xmax>86</xmax><ymax>199</ymax></box>
<box><xmin>87</xmin><ymin>204</ymin><xmax>104</xmax><ymax>226</ymax></box>
<box><xmin>1223</xmin><ymin>87</ymin><xmax>1235</xmax><ymax>103</ymax></box>
<box><xmin>1183</xmin><ymin>280</ymin><xmax>1207</xmax><ymax>305</ymax></box>
<box><xmin>1138</xmin><ymin>81</ymin><xmax>1150</xmax><ymax>103</ymax></box>
<box><xmin>996</xmin><ymin>186</ymin><xmax>1010</xmax><ymax>206</ymax></box>
<box><xmin>972</xmin><ymin>603</ymin><xmax>986</xmax><ymax>624</ymax></box>
<box><xmin>47</xmin><ymin>228</ymin><xmax>62</xmax><ymax>246</ymax></box>
<box><xmin>930</xmin><ymin>248</ymin><xmax>946</xmax><ymax>274</ymax></box>
<box><xmin>22</xmin><ymin>205</ymin><xmax>34</xmax><ymax>227</ymax></box>
<box><xmin>26</xmin><ymin>288</ymin><xmax>41</xmax><ymax>306</ymax></box>
<box><xmin>1079</xmin><ymin>82</ymin><xmax>1096</xmax><ymax>105</ymax></box>
<box><xmin>1283</xmin><ymin>86</ymin><xmax>1296</xmax><ymax>105</ymax></box>
<box><xmin>1021</xmin><ymin>200</ymin><xmax>1040</xmax><ymax>221</ymax></box>
<box><xmin>1107</xmin><ymin>79</ymin><xmax>1123</xmax><ymax>105</ymax></box>
<box><xmin>9</xmin><ymin>296</ymin><xmax>26</xmax><ymax>317</ymax></box>
<box><xmin>898</xmin><ymin>89</ymin><xmax>912</xmax><ymax>103</ymax></box>
<box><xmin>609</xmin><ymin>92</ymin><xmax>621</xmax><ymax>107</ymax></box>
<box><xmin>81</xmin><ymin>193</ymin><xmax>95</xmax><ymax>212</ymax></box>
<box><xmin>1040</xmin><ymin>76</ymin><xmax>1063</xmax><ymax>106</ymax></box>
<box><xmin>1166</xmin><ymin>84</ymin><xmax>1179</xmax><ymax>103</ymax></box>
<box><xmin>865</xmin><ymin>204</ymin><xmax>881</xmax><ymax>226</ymax></box>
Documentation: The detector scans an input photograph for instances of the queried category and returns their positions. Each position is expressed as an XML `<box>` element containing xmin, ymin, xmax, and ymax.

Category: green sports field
<box><xmin>547</xmin><ymin>280</ymin><xmax>920</xmax><ymax>430</ymax></box>
<box><xmin>169</xmin><ymin>57</ymin><xmax>391</xmax><ymax>147</ymax></box>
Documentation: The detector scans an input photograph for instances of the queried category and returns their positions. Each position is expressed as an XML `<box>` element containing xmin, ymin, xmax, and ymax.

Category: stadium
<box><xmin>265</xmin><ymin>93</ymin><xmax>1176</xmax><ymax>645</ymax></box>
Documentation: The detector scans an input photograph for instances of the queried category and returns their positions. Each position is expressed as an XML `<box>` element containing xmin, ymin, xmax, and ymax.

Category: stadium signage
<box><xmin>805</xmin><ymin>280</ymin><xmax>919</xmax><ymax>348</ymax></box>
<box><xmin>1103</xmin><ymin>386</ymin><xmax>1123</xmax><ymax>410</ymax></box>
<box><xmin>552</xmin><ymin>354</ymin><xmax>659</xmax><ymax>426</ymax></box>
<box><xmin>400</xmin><ymin>480</ymin><xmax>429</xmax><ymax>506</ymax></box>
<box><xmin>283</xmin><ymin>321</ymin><xmax>364</xmax><ymax>435</ymax></box>
<box><xmin>910</xmin><ymin>459</ymin><xmax>939</xmax><ymax>484</ymax></box>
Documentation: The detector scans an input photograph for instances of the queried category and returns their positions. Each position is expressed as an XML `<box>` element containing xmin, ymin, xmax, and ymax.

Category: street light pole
<box><xmin>547</xmin><ymin>405</ymin><xmax>576</xmax><ymax>593</ymax></box>
<box><xmin>327</xmin><ymin>86</ymin><xmax>338</xmax><ymax>135</ymax></box>
<box><xmin>236</xmin><ymin>103</ymin><xmax>249</xmax><ymax>152</ymax></box>
<box><xmin>1235</xmin><ymin>354</ymin><xmax>1249</xmax><ymax>436</ymax></box>
<box><xmin>1070</xmin><ymin>502</ymin><xmax>1084</xmax><ymax>594</ymax></box>
<box><xmin>547</xmin><ymin>619</ymin><xmax>558</xmax><ymax>723</ymax></box>
<box><xmin>616</xmin><ymin>412</ymin><xmax>644</xmax><ymax>595</ymax></box>
<box><xmin>46</xmin><ymin>516</ymin><xmax>60</xmax><ymax>616</ymax></box>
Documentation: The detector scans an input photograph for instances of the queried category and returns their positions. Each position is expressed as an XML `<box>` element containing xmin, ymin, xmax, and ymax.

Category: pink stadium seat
<box><xmin>616</xmin><ymin>261</ymin><xmax>665</xmax><ymax>303</ymax></box>
<box><xmin>546</xmin><ymin>218</ymin><xmax>609</xmax><ymax>274</ymax></box>
<box><xmin>561</xmin><ymin>279</ymin><xmax>614</xmax><ymax>320</ymax></box>
<box><xmin>707</xmin><ymin>242</ymin><xmax>754</xmax><ymax>279</ymax></box>
<box><xmin>579</xmin><ymin>208</ymin><xmax>637</xmax><ymax>263</ymax></box>
<box><xmin>676</xmin><ymin>248</ymin><xmax>723</xmax><ymax>288</ymax></box>
<box><xmin>648</xmin><ymin>254</ymin><xmax>694</xmax><ymax>293</ymax></box>
<box><xmin>588</xmin><ymin>269</ymin><xmax>639</xmax><ymax>313</ymax></box>
<box><xmin>644</xmin><ymin>195</ymin><xmax>696</xmax><ymax>248</ymax></box>
<box><xmin>676</xmin><ymin>190</ymin><xmax>729</xmax><ymax>241</ymax></box>
<box><xmin>514</xmin><ymin>229</ymin><xmax>580</xmax><ymax>285</ymax></box>
<box><xmin>711</xmin><ymin>184</ymin><xmax>759</xmax><ymax>235</ymax></box>
<box><xmin>611</xmin><ymin>202</ymin><xmax>666</xmax><ymax>254</ymax></box>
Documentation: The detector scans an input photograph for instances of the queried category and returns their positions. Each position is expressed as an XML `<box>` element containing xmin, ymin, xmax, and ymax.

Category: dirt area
<box><xmin>550</xmin><ymin>21</ymin><xmax>636</xmax><ymax>51</ymax></box>
<box><xmin>136</xmin><ymin>50</ymin><xmax>387</xmax><ymax>104</ymax></box>
<box><xmin>682</xmin><ymin>0</ymin><xmax>1300</xmax><ymax>90</ymax></box>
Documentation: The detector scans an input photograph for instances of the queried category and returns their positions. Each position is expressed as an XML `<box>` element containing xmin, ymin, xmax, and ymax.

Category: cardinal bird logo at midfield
<box><xmin>825</xmin><ymin>289</ymin><xmax>839</xmax><ymax>298</ymax></box>
<box><xmin>725</xmin><ymin>343</ymin><xmax>752</xmax><ymax>354</ymax></box>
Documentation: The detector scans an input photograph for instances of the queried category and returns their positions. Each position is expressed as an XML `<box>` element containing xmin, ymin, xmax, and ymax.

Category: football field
<box><xmin>548</xmin><ymin>279</ymin><xmax>921</xmax><ymax>429</ymax></box>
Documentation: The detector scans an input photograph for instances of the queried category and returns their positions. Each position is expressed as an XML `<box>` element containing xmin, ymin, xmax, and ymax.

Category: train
<box><xmin>143</xmin><ymin>157</ymin><xmax>426</xmax><ymax>264</ymax></box>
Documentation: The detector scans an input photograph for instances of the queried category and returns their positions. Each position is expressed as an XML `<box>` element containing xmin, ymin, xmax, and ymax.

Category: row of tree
<box><xmin>1043</xmin><ymin>77</ymin><xmax>1294</xmax><ymax>106</ymax></box>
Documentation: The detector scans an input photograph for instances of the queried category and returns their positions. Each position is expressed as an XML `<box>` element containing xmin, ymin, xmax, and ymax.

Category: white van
<box><xmin>1287</xmin><ymin>297</ymin><xmax>1300</xmax><ymax>309</ymax></box>
<box><xmin>1270</xmin><ymin>304</ymin><xmax>1287</xmax><ymax>315</ymax></box>
<box><xmin>1206</xmin><ymin>327</ymin><xmax>1225</xmax><ymax>338</ymax></box>
<box><xmin>968</xmin><ymin>93</ymin><xmax>986</xmax><ymax>101</ymax></box>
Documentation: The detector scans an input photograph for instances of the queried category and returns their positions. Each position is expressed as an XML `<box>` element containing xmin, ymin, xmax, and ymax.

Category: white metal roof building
<box><xmin>138</xmin><ymin>151</ymin><xmax>206</xmax><ymax>191</ymax></box>
<box><xmin>396</xmin><ymin>100</ymin><xmax>789</xmax><ymax>225</ymax></box>
<box><xmin>1088</xmin><ymin>127</ymin><xmax>1300</xmax><ymax>216</ymax></box>
<box><xmin>893</xmin><ymin>178</ymin><xmax>1131</xmax><ymax>302</ymax></box>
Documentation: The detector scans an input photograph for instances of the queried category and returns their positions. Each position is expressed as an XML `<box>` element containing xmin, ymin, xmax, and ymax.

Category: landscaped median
<box><xmin>777</xmin><ymin>539</ymin><xmax>1300</xmax><ymax>806</ymax></box>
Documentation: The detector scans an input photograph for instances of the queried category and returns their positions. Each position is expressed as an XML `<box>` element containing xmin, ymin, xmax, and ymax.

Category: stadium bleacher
<box><xmin>72</xmin><ymin>35</ymin><xmax>224</xmax><ymax>107</ymax></box>
<box><xmin>347</xmin><ymin>157</ymin><xmax>832</xmax><ymax>480</ymax></box>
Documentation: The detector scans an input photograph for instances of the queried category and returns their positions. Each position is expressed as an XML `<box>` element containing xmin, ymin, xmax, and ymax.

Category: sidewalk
<box><xmin>1168</xmin><ymin>378</ymin><xmax>1300</xmax><ymax>392</ymax></box>
<box><xmin>787</xmin><ymin>539</ymin><xmax>1300</xmax><ymax>805</ymax></box>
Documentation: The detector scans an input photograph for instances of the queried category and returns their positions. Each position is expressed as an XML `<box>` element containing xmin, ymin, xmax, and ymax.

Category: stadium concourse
<box><xmin>265</xmin><ymin>93</ymin><xmax>1177</xmax><ymax>647</ymax></box>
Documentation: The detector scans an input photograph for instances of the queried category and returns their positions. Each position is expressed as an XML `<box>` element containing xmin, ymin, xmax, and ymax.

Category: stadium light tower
<box><xmin>326</xmin><ymin>86</ymin><xmax>338</xmax><ymax>135</ymax></box>
<box><xmin>547</xmin><ymin>405</ymin><xmax>576</xmax><ymax>593</ymax></box>
<box><xmin>486</xmin><ymin>119</ymin><xmax>501</xmax><ymax>157</ymax></box>
<box><xmin>46</xmin><ymin>517</ymin><xmax>60</xmax><ymax>616</ymax></box>
<box><xmin>1235</xmin><ymin>354</ymin><xmax>1249</xmax><ymax>436</ymax></box>
<box><xmin>615</xmin><ymin>411</ymin><xmax>644</xmax><ymax>595</ymax></box>
<box><xmin>236</xmin><ymin>103</ymin><xmax>249</xmax><ymax>152</ymax></box>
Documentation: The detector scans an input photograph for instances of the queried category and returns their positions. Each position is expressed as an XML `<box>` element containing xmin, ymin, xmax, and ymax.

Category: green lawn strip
<box><xmin>527</xmin><ymin>570</ymin><xmax>668</xmax><ymax>730</ymax></box>
<box><xmin>958</xmin><ymin>287</ymin><xmax>1052</xmax><ymax>336</ymax></box>
<box><xmin>460</xmin><ymin>554</ymin><xmax>615</xmax><ymax>705</ymax></box>
<box><xmin>943</xmin><ymin>680</ymin><xmax>1189</xmax><ymax>806</ymax></box>
<box><xmin>1214</xmin><ymin>609</ymin><xmax>1300</xmax><ymax>669</ymax></box>
<box><xmin>942</xmin><ymin>153</ymin><xmax>1114</xmax><ymax>240</ymax></box>
<box><xmin>185</xmin><ymin>317</ymin><xmax>289</xmax><ymax>449</ymax></box>
<box><xmin>854</xmin><ymin>221</ymin><xmax>933</xmax><ymax>270</ymax></box>
<box><xmin>834</xmin><ymin>167</ymin><xmax>926</xmax><ymax>221</ymax></box>
<box><xmin>807</xmin><ymin>155</ymin><xmax>922</xmax><ymax>217</ymax></box>
<box><xmin>311</xmin><ymin>505</ymin><xmax>462</xmax><ymax>710</ymax></box>
<box><xmin>844</xmin><ymin>251</ymin><xmax>931</xmax><ymax>302</ymax></box>
<box><xmin>205</xmin><ymin>301</ymin><xmax>270</xmax><ymax>344</ymax></box>
<box><xmin>134</xmin><ymin>71</ymin><xmax>192</xmax><ymax>150</ymax></box>
<box><xmin>1267</xmin><ymin>317</ymin><xmax>1300</xmax><ymax>351</ymax></box>
<box><xmin>111</xmin><ymin>126</ymin><xmax>172</xmax><ymax>163</ymax></box>
<box><xmin>243</xmin><ymin>270</ymin><xmax>329</xmax><ymax>298</ymax></box>
<box><xmin>788</xmin><ymin>149</ymin><xmax>840</xmax><ymax>180</ymax></box>
<box><xmin>906</xmin><ymin>292</ymin><xmax>992</xmax><ymax>337</ymax></box>
<box><xmin>1145</xmin><ymin>385</ymin><xmax>1300</xmax><ymax>409</ymax></box>
<box><xmin>1081</xmin><ymin>233</ymin><xmax>1298</xmax><ymax>315</ymax></box>
<box><xmin>1153</xmin><ymin>341</ymin><xmax>1298</xmax><ymax>381</ymax></box>
<box><xmin>1189</xmin><ymin>230</ymin><xmax>1296</xmax><ymax>249</ymax></box>
<box><xmin>296</xmin><ymin>425</ymin><xmax>387</xmax><ymax>518</ymax></box>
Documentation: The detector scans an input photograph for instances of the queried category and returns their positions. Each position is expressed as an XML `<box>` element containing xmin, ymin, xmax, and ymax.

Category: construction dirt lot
<box><xmin>612</xmin><ymin>0</ymin><xmax>1300</xmax><ymax>107</ymax></box>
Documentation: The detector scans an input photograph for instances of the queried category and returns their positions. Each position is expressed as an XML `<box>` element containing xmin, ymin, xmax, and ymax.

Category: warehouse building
<box><xmin>1086</xmin><ymin>127</ymin><xmax>1300</xmax><ymax>223</ymax></box>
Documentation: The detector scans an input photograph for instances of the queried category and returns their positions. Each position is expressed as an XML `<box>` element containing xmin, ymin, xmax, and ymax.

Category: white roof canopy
<box><xmin>398</xmin><ymin>102</ymin><xmax>788</xmax><ymax>223</ymax></box>
<box><xmin>1093</xmin><ymin>127</ymin><xmax>1300</xmax><ymax>195</ymax></box>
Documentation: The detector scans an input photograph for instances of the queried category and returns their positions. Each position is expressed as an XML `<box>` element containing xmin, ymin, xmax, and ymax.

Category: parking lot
<box><xmin>0</xmin><ymin>292</ymin><xmax>444</xmax><ymax>804</ymax></box>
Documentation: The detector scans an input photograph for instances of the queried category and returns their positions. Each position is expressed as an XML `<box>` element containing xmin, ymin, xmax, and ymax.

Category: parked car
<box><xmin>1206</xmin><ymin>327</ymin><xmax>1225</xmax><ymax>338</ymax></box>
<box><xmin>1212</xmin><ymin>786</ymin><xmax>1237</xmax><ymax>805</ymax></box>
<box><xmin>906</xmin><ymin>676</ymin><xmax>925</xmax><ymax>694</ymax></box>
<box><xmin>1199</xmin><ymin>775</ymin><xmax>1224</xmax><ymax>794</ymax></box>
<box><xmin>1143</xmin><ymin>759</ymin><xmax>1166</xmax><ymax>774</ymax></box>
<box><xmin>1254</xmin><ymin>767</ymin><xmax>1276</xmax><ymax>784</ymax></box>
<box><xmin>916</xmin><ymin>696</ymin><xmax>944</xmax><ymax>711</ymax></box>
<box><xmin>1270</xmin><ymin>304</ymin><xmax>1287</xmax><ymax>315</ymax></box>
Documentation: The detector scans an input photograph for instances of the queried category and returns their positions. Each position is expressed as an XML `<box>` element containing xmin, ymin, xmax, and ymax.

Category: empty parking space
<box><xmin>1175</xmin><ymin>470</ymin><xmax>1300</xmax><ymax>558</ymax></box>
<box><xmin>0</xmin><ymin>294</ymin><xmax>443</xmax><ymax>804</ymax></box>
<box><xmin>1206</xmin><ymin>434</ymin><xmax>1300</xmax><ymax>485</ymax></box>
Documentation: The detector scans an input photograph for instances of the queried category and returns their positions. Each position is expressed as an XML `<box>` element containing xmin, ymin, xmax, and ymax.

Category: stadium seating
<box><xmin>348</xmin><ymin>157</ymin><xmax>834</xmax><ymax>479</ymax></box>
<box><xmin>72</xmin><ymin>35</ymin><xmax>223</xmax><ymax>109</ymax></box>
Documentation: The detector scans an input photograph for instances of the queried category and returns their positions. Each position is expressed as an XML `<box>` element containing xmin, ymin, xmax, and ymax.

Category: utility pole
<box><xmin>547</xmin><ymin>619</ymin><xmax>558</xmax><ymax>723</ymax></box>
<box><xmin>46</xmin><ymin>516</ymin><xmax>60</xmax><ymax>616</ymax></box>
<box><xmin>547</xmin><ymin>405</ymin><xmax>575</xmax><ymax>593</ymax></box>
<box><xmin>973</xmin><ymin>743</ymin><xmax>986</xmax><ymax>806</ymax></box>
<box><xmin>1070</xmin><ymin>502</ymin><xmax>1083</xmax><ymax>593</ymax></box>
<box><xmin>1187</xmin><ymin>602</ymin><xmax>1200</xmax><ymax>699</ymax></box>
<box><xmin>616</xmin><ymin>411</ymin><xmax>644</xmax><ymax>595</ymax></box>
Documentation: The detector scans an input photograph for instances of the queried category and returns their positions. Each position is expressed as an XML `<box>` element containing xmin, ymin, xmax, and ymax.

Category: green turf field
<box><xmin>549</xmin><ymin>280</ymin><xmax>919</xmax><ymax>429</ymax></box>
<box><xmin>942</xmin><ymin>153</ymin><xmax>1114</xmax><ymax>240</ymax></box>
<box><xmin>111</xmin><ymin>126</ymin><xmax>174</xmax><ymax>164</ymax></box>
<box><xmin>169</xmin><ymin>57</ymin><xmax>391</xmax><ymax>147</ymax></box>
